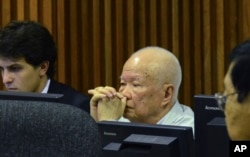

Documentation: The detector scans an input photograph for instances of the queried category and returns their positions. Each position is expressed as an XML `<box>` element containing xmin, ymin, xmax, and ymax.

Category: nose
<box><xmin>2</xmin><ymin>70</ymin><xmax>13</xmax><ymax>84</ymax></box>
<box><xmin>119</xmin><ymin>85</ymin><xmax>131</xmax><ymax>98</ymax></box>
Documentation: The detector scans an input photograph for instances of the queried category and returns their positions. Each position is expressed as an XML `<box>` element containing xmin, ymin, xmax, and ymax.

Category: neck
<box><xmin>36</xmin><ymin>76</ymin><xmax>49</xmax><ymax>93</ymax></box>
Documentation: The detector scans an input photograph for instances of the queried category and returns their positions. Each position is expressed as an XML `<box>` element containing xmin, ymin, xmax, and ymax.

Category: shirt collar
<box><xmin>41</xmin><ymin>79</ymin><xmax>51</xmax><ymax>93</ymax></box>
<box><xmin>157</xmin><ymin>100</ymin><xmax>182</xmax><ymax>124</ymax></box>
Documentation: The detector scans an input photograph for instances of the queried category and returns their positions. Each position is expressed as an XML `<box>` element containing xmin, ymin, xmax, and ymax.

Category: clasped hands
<box><xmin>88</xmin><ymin>86</ymin><xmax>127</xmax><ymax>122</ymax></box>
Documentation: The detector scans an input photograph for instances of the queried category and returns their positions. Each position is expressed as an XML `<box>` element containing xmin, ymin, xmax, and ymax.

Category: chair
<box><xmin>0</xmin><ymin>100</ymin><xmax>101</xmax><ymax>157</ymax></box>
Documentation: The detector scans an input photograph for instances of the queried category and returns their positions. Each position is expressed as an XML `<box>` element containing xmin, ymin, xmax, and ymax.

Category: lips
<box><xmin>6</xmin><ymin>88</ymin><xmax>18</xmax><ymax>91</ymax></box>
<box><xmin>125</xmin><ymin>106</ymin><xmax>133</xmax><ymax>112</ymax></box>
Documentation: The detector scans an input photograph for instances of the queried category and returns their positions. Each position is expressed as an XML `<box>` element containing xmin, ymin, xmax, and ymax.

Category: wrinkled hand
<box><xmin>97</xmin><ymin>96</ymin><xmax>126</xmax><ymax>121</ymax></box>
<box><xmin>88</xmin><ymin>86</ymin><xmax>126</xmax><ymax>121</ymax></box>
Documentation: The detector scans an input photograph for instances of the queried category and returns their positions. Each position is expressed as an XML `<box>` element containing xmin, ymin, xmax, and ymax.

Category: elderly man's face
<box><xmin>118</xmin><ymin>56</ymin><xmax>166</xmax><ymax>124</ymax></box>
<box><xmin>224</xmin><ymin>63</ymin><xmax>250</xmax><ymax>140</ymax></box>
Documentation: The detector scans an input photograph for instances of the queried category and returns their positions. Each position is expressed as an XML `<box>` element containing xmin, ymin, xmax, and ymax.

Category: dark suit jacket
<box><xmin>48</xmin><ymin>79</ymin><xmax>90</xmax><ymax>113</ymax></box>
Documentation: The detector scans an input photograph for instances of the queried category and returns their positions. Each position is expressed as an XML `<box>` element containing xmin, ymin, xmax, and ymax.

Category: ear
<box><xmin>39</xmin><ymin>61</ymin><xmax>49</xmax><ymax>76</ymax></box>
<box><xmin>161</xmin><ymin>83</ymin><xmax>174</xmax><ymax>107</ymax></box>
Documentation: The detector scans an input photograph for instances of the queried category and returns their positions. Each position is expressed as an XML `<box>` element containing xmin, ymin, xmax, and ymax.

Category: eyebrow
<box><xmin>0</xmin><ymin>63</ymin><xmax>23</xmax><ymax>69</ymax></box>
<box><xmin>8</xmin><ymin>63</ymin><xmax>22</xmax><ymax>67</ymax></box>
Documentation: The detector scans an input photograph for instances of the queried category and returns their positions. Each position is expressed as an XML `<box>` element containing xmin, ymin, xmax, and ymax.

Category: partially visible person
<box><xmin>0</xmin><ymin>20</ymin><xmax>90</xmax><ymax>113</ymax></box>
<box><xmin>215</xmin><ymin>39</ymin><xmax>250</xmax><ymax>140</ymax></box>
<box><xmin>88</xmin><ymin>46</ymin><xmax>194</xmax><ymax>132</ymax></box>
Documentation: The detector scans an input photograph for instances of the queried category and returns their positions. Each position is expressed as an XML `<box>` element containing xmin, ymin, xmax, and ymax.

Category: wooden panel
<box><xmin>29</xmin><ymin>0</ymin><xmax>38</xmax><ymax>20</ymax></box>
<box><xmin>137</xmin><ymin>0</ymin><xmax>146</xmax><ymax>47</ymax></box>
<box><xmin>181</xmin><ymin>0</ymin><xmax>191</xmax><ymax>106</ymax></box>
<box><xmin>17</xmin><ymin>0</ymin><xmax>24</xmax><ymax>20</ymax></box>
<box><xmin>56</xmin><ymin>0</ymin><xmax>66</xmax><ymax>82</ymax></box>
<box><xmin>68</xmin><ymin>0</ymin><xmax>79</xmax><ymax>89</ymax></box>
<box><xmin>40</xmin><ymin>0</ymin><xmax>53</xmax><ymax>31</ymax></box>
<box><xmin>238</xmin><ymin>0</ymin><xmax>250</xmax><ymax>41</ymax></box>
<box><xmin>202</xmin><ymin>0</ymin><xmax>212</xmax><ymax>94</ymax></box>
<box><xmin>193</xmin><ymin>0</ymin><xmax>202</xmax><ymax>95</ymax></box>
<box><xmin>104</xmin><ymin>0</ymin><xmax>112</xmax><ymax>85</ymax></box>
<box><xmin>215</xmin><ymin>0</ymin><xmax>225</xmax><ymax>92</ymax></box>
<box><xmin>80</xmin><ymin>0</ymin><xmax>93</xmax><ymax>90</ymax></box>
<box><xmin>92</xmin><ymin>0</ymin><xmax>102</xmax><ymax>86</ymax></box>
<box><xmin>172</xmin><ymin>0</ymin><xmax>180</xmax><ymax>58</ymax></box>
<box><xmin>1</xmin><ymin>0</ymin><xmax>250</xmax><ymax>108</ymax></box>
<box><xmin>224</xmin><ymin>0</ymin><xmax>237</xmax><ymax>68</ymax></box>
<box><xmin>1</xmin><ymin>0</ymin><xmax>11</xmax><ymax>25</ymax></box>
<box><xmin>126</xmin><ymin>0</ymin><xmax>135</xmax><ymax>56</ymax></box>
<box><xmin>159</xmin><ymin>0</ymin><xmax>169</xmax><ymax>47</ymax></box>
<box><xmin>114</xmin><ymin>0</ymin><xmax>124</xmax><ymax>87</ymax></box>
<box><xmin>149</xmin><ymin>0</ymin><xmax>157</xmax><ymax>45</ymax></box>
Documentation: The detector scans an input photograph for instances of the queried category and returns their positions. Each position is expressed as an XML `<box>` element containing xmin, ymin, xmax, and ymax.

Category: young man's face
<box><xmin>0</xmin><ymin>57</ymin><xmax>46</xmax><ymax>92</ymax></box>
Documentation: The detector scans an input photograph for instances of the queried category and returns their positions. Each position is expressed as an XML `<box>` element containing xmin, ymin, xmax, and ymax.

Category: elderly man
<box><xmin>88</xmin><ymin>46</ymin><xmax>194</xmax><ymax>131</ymax></box>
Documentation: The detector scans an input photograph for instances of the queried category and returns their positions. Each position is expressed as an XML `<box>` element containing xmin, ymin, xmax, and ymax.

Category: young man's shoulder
<box><xmin>48</xmin><ymin>79</ymin><xmax>90</xmax><ymax>101</ymax></box>
<box><xmin>48</xmin><ymin>79</ymin><xmax>90</xmax><ymax>113</ymax></box>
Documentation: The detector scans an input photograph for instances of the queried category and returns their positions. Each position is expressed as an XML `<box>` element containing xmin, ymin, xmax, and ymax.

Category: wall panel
<box><xmin>1</xmin><ymin>0</ymin><xmax>250</xmax><ymax>108</ymax></box>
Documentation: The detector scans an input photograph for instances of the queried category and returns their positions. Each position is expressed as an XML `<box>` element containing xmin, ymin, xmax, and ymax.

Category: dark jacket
<box><xmin>48</xmin><ymin>79</ymin><xmax>90</xmax><ymax>113</ymax></box>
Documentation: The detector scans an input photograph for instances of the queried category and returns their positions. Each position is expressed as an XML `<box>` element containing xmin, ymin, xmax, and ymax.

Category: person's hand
<box><xmin>97</xmin><ymin>95</ymin><xmax>126</xmax><ymax>121</ymax></box>
<box><xmin>88</xmin><ymin>86</ymin><xmax>125</xmax><ymax>121</ymax></box>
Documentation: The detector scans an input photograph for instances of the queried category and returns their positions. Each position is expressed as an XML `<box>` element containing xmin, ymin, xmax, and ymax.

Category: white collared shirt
<box><xmin>156</xmin><ymin>100</ymin><xmax>194</xmax><ymax>132</ymax></box>
<box><xmin>41</xmin><ymin>79</ymin><xmax>51</xmax><ymax>94</ymax></box>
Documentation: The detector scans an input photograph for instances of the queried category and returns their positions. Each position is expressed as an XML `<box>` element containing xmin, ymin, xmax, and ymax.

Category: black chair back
<box><xmin>0</xmin><ymin>100</ymin><xmax>101</xmax><ymax>157</ymax></box>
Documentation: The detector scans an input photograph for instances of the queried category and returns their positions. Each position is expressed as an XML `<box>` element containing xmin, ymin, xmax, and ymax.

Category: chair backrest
<box><xmin>0</xmin><ymin>100</ymin><xmax>101</xmax><ymax>157</ymax></box>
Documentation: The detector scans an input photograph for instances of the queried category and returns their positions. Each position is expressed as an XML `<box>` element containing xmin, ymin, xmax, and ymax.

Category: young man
<box><xmin>88</xmin><ymin>46</ymin><xmax>194</xmax><ymax>132</ymax></box>
<box><xmin>0</xmin><ymin>20</ymin><xmax>90</xmax><ymax>113</ymax></box>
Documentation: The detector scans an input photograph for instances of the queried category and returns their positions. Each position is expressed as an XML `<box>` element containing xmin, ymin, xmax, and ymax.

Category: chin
<box><xmin>123</xmin><ymin>112</ymin><xmax>133</xmax><ymax>119</ymax></box>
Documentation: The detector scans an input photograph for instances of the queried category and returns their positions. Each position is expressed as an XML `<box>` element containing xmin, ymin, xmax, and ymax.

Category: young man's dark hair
<box><xmin>0</xmin><ymin>21</ymin><xmax>57</xmax><ymax>78</ymax></box>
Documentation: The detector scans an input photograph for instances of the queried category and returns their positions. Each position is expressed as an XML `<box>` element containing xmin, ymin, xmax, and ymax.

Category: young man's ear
<box><xmin>161</xmin><ymin>83</ymin><xmax>174</xmax><ymax>107</ymax></box>
<box><xmin>39</xmin><ymin>61</ymin><xmax>49</xmax><ymax>76</ymax></box>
